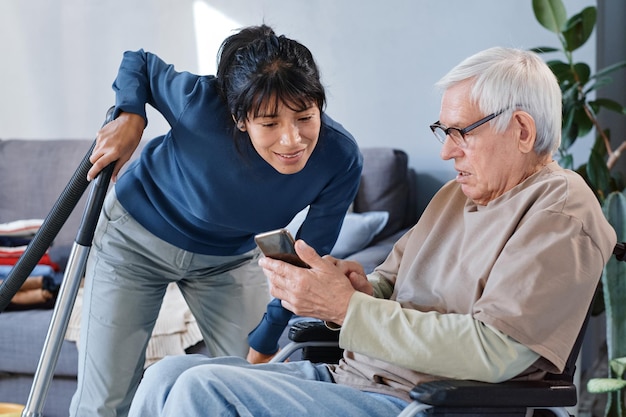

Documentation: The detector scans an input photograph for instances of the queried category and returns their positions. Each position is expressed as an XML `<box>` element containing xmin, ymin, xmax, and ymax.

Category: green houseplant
<box><xmin>531</xmin><ymin>0</ymin><xmax>626</xmax><ymax>416</ymax></box>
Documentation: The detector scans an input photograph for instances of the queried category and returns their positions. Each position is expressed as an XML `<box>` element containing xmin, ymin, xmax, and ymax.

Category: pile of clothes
<box><xmin>0</xmin><ymin>219</ymin><xmax>62</xmax><ymax>310</ymax></box>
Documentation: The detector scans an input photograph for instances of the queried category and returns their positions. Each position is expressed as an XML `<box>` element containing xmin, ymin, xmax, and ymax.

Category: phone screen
<box><xmin>254</xmin><ymin>229</ymin><xmax>310</xmax><ymax>268</ymax></box>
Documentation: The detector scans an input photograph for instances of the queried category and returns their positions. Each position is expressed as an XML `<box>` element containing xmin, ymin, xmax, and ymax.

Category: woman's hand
<box><xmin>87</xmin><ymin>112</ymin><xmax>145</xmax><ymax>182</ymax></box>
<box><xmin>259</xmin><ymin>240</ymin><xmax>369</xmax><ymax>326</ymax></box>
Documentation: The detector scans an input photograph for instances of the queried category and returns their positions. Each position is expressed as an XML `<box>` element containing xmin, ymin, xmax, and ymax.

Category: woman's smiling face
<box><xmin>240</xmin><ymin>100</ymin><xmax>321</xmax><ymax>175</ymax></box>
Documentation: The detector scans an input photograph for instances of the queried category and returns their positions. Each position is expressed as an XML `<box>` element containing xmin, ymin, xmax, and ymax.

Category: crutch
<box><xmin>0</xmin><ymin>107</ymin><xmax>115</xmax><ymax>417</ymax></box>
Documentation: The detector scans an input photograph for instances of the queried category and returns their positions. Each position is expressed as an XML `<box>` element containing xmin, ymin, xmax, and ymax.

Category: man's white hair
<box><xmin>436</xmin><ymin>47</ymin><xmax>562</xmax><ymax>156</ymax></box>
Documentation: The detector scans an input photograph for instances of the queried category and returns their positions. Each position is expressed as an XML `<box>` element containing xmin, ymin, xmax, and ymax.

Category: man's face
<box><xmin>438</xmin><ymin>80</ymin><xmax>529</xmax><ymax>205</ymax></box>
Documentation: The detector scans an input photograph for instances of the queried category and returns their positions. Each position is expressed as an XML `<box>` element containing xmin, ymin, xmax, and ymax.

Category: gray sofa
<box><xmin>0</xmin><ymin>139</ymin><xmax>417</xmax><ymax>417</ymax></box>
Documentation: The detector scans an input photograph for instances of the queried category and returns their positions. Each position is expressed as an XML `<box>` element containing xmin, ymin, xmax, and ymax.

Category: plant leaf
<box><xmin>610</xmin><ymin>357</ymin><xmax>626</xmax><ymax>378</ymax></box>
<box><xmin>585</xmin><ymin>77</ymin><xmax>615</xmax><ymax>95</ymax></box>
<box><xmin>562</xmin><ymin>7</ymin><xmax>596</xmax><ymax>52</ymax></box>
<box><xmin>561</xmin><ymin>83</ymin><xmax>579</xmax><ymax>105</ymax></box>
<box><xmin>559</xmin><ymin>153</ymin><xmax>574</xmax><ymax>170</ymax></box>
<box><xmin>560</xmin><ymin>108</ymin><xmax>578</xmax><ymax>149</ymax></box>
<box><xmin>574</xmin><ymin>105</ymin><xmax>593</xmax><ymax>138</ymax></box>
<box><xmin>602</xmin><ymin>192</ymin><xmax>626</xmax><ymax>361</ymax></box>
<box><xmin>530</xmin><ymin>46</ymin><xmax>560</xmax><ymax>54</ymax></box>
<box><xmin>587</xmin><ymin>378</ymin><xmax>626</xmax><ymax>393</ymax></box>
<box><xmin>587</xmin><ymin>148</ymin><xmax>611</xmax><ymax>195</ymax></box>
<box><xmin>548</xmin><ymin>60</ymin><xmax>576</xmax><ymax>88</ymax></box>
<box><xmin>592</xmin><ymin>60</ymin><xmax>626</xmax><ymax>80</ymax></box>
<box><xmin>572</xmin><ymin>62</ymin><xmax>591</xmax><ymax>85</ymax></box>
<box><xmin>590</xmin><ymin>98</ymin><xmax>626</xmax><ymax>115</ymax></box>
<box><xmin>532</xmin><ymin>0</ymin><xmax>567</xmax><ymax>33</ymax></box>
<box><xmin>591</xmin><ymin>133</ymin><xmax>608</xmax><ymax>159</ymax></box>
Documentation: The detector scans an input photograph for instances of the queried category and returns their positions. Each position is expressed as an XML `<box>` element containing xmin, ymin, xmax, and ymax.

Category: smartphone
<box><xmin>254</xmin><ymin>228</ymin><xmax>310</xmax><ymax>268</ymax></box>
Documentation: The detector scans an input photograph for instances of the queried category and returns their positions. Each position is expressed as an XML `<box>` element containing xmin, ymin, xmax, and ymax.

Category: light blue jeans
<box><xmin>69</xmin><ymin>190</ymin><xmax>270</xmax><ymax>417</ymax></box>
<box><xmin>128</xmin><ymin>355</ymin><xmax>409</xmax><ymax>417</ymax></box>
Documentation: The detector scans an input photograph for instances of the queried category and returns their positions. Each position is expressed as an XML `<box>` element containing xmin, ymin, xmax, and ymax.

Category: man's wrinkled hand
<box><xmin>259</xmin><ymin>240</ymin><xmax>361</xmax><ymax>326</ymax></box>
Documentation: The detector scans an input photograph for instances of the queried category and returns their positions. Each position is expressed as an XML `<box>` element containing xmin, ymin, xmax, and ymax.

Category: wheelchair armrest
<box><xmin>288</xmin><ymin>319</ymin><xmax>340</xmax><ymax>343</ymax></box>
<box><xmin>267</xmin><ymin>319</ymin><xmax>342</xmax><ymax>364</ymax></box>
<box><xmin>410</xmin><ymin>379</ymin><xmax>577</xmax><ymax>408</ymax></box>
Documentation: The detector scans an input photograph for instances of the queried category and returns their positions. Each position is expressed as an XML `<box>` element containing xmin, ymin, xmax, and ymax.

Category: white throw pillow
<box><xmin>285</xmin><ymin>208</ymin><xmax>389</xmax><ymax>258</ymax></box>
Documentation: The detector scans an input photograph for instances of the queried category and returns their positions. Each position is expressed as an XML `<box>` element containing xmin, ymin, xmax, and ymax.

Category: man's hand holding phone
<box><xmin>256</xmin><ymin>232</ymin><xmax>372</xmax><ymax>326</ymax></box>
<box><xmin>254</xmin><ymin>228</ymin><xmax>309</xmax><ymax>268</ymax></box>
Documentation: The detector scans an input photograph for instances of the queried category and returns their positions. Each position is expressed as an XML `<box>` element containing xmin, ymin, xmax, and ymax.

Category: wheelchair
<box><xmin>271</xmin><ymin>243</ymin><xmax>626</xmax><ymax>417</ymax></box>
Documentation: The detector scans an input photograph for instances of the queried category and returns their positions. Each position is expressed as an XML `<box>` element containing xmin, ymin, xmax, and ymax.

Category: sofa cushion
<box><xmin>0</xmin><ymin>139</ymin><xmax>94</xmax><ymax>254</ymax></box>
<box><xmin>354</xmin><ymin>148</ymin><xmax>416</xmax><ymax>242</ymax></box>
<box><xmin>0</xmin><ymin>309</ymin><xmax>78</xmax><ymax>376</ymax></box>
<box><xmin>348</xmin><ymin>228</ymin><xmax>408</xmax><ymax>273</ymax></box>
<box><xmin>329</xmin><ymin>211</ymin><xmax>389</xmax><ymax>258</ymax></box>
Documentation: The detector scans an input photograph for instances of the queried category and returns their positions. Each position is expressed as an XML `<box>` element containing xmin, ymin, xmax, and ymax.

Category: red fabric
<box><xmin>0</xmin><ymin>253</ymin><xmax>60</xmax><ymax>271</ymax></box>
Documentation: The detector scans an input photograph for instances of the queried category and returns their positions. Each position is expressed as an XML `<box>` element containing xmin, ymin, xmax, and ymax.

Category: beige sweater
<box><xmin>329</xmin><ymin>162</ymin><xmax>616</xmax><ymax>402</ymax></box>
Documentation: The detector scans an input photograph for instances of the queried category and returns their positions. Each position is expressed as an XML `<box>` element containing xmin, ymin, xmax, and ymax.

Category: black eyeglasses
<box><xmin>429</xmin><ymin>110</ymin><xmax>505</xmax><ymax>148</ymax></box>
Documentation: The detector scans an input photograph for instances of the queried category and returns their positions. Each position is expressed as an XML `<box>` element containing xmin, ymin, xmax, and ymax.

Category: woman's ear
<box><xmin>232</xmin><ymin>115</ymin><xmax>247</xmax><ymax>132</ymax></box>
<box><xmin>514</xmin><ymin>111</ymin><xmax>536</xmax><ymax>154</ymax></box>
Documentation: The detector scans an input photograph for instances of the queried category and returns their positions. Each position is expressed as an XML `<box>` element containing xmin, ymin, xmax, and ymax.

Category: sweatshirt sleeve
<box><xmin>339</xmin><ymin>291</ymin><xmax>540</xmax><ymax>382</ymax></box>
<box><xmin>112</xmin><ymin>49</ymin><xmax>206</xmax><ymax>127</ymax></box>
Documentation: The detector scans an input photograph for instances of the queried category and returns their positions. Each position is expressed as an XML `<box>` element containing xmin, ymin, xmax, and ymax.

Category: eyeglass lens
<box><xmin>432</xmin><ymin>126</ymin><xmax>463</xmax><ymax>145</ymax></box>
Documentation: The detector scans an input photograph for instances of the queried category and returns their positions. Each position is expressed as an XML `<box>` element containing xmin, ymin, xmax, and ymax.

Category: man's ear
<box><xmin>514</xmin><ymin>111</ymin><xmax>536</xmax><ymax>154</ymax></box>
<box><xmin>232</xmin><ymin>115</ymin><xmax>246</xmax><ymax>132</ymax></box>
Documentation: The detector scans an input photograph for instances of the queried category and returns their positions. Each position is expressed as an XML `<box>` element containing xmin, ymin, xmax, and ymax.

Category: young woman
<box><xmin>70</xmin><ymin>25</ymin><xmax>362</xmax><ymax>417</ymax></box>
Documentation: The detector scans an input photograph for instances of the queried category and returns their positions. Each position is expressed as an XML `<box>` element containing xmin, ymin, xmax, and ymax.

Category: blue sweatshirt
<box><xmin>112</xmin><ymin>50</ymin><xmax>363</xmax><ymax>257</ymax></box>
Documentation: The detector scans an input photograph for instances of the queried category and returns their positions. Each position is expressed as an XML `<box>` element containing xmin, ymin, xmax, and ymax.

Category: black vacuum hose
<box><xmin>0</xmin><ymin>107</ymin><xmax>115</xmax><ymax>313</ymax></box>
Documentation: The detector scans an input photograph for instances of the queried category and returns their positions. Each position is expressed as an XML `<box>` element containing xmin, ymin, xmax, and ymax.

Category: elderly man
<box><xmin>126</xmin><ymin>47</ymin><xmax>616</xmax><ymax>417</ymax></box>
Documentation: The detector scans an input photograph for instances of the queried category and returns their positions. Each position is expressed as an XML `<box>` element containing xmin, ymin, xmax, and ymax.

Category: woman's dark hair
<box><xmin>216</xmin><ymin>25</ymin><xmax>326</xmax><ymax>132</ymax></box>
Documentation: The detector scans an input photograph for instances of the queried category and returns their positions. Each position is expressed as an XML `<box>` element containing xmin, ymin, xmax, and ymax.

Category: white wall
<box><xmin>0</xmin><ymin>0</ymin><xmax>596</xmax><ymax>193</ymax></box>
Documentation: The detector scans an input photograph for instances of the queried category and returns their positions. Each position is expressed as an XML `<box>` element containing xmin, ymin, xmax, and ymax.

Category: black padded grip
<box><xmin>288</xmin><ymin>320</ymin><xmax>340</xmax><ymax>343</ymax></box>
<box><xmin>410</xmin><ymin>379</ymin><xmax>577</xmax><ymax>408</ymax></box>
